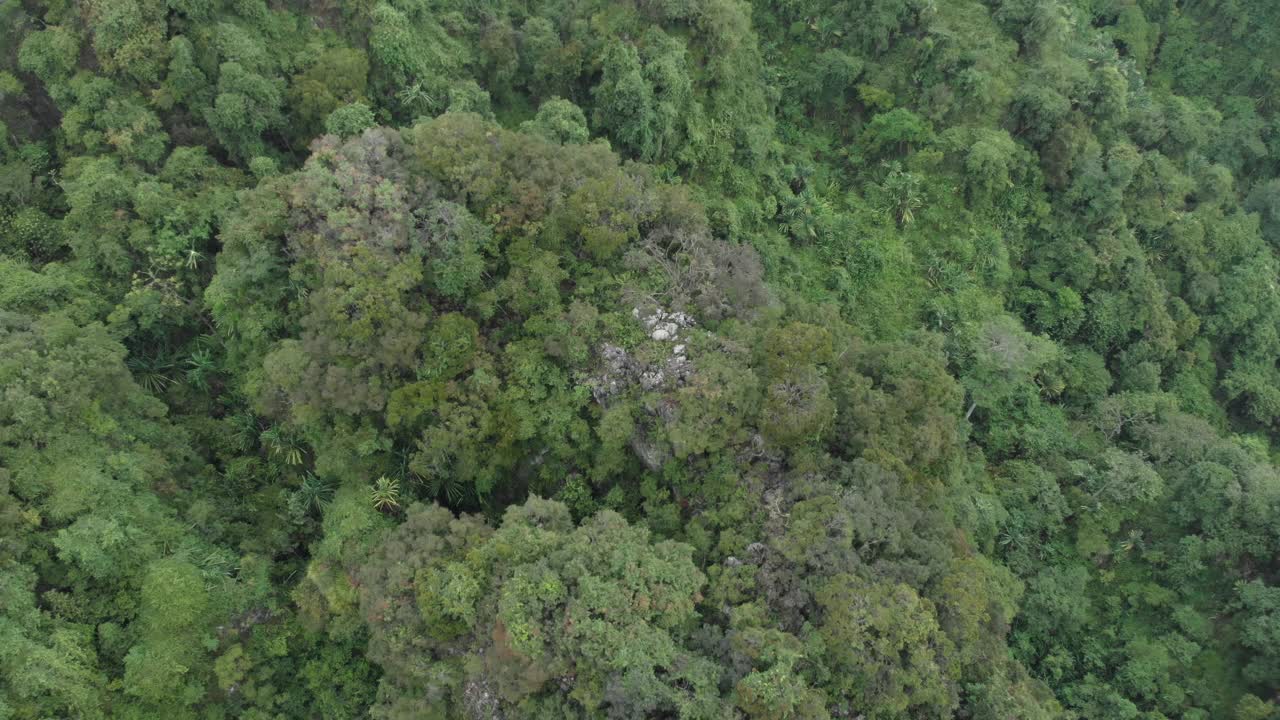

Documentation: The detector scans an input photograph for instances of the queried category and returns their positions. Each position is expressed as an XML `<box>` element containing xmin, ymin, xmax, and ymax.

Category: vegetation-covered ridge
<box><xmin>2</xmin><ymin>0</ymin><xmax>1280</xmax><ymax>718</ymax></box>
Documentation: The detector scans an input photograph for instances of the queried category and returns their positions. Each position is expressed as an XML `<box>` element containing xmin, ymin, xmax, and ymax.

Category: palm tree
<box><xmin>127</xmin><ymin>352</ymin><xmax>176</xmax><ymax>394</ymax></box>
<box><xmin>371</xmin><ymin>476</ymin><xmax>401</xmax><ymax>512</ymax></box>
<box><xmin>261</xmin><ymin>426</ymin><xmax>304</xmax><ymax>466</ymax></box>
<box><xmin>186</xmin><ymin>348</ymin><xmax>216</xmax><ymax>391</ymax></box>
<box><xmin>297</xmin><ymin>473</ymin><xmax>335</xmax><ymax>514</ymax></box>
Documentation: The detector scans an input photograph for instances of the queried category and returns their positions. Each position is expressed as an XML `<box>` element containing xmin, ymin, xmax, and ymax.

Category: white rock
<box><xmin>651</xmin><ymin>322</ymin><xmax>679</xmax><ymax>341</ymax></box>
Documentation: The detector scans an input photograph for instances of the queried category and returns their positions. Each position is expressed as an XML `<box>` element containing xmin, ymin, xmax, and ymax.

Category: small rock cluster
<box><xmin>590</xmin><ymin>307</ymin><xmax>697</xmax><ymax>403</ymax></box>
<box><xmin>583</xmin><ymin>307</ymin><xmax>701</xmax><ymax>471</ymax></box>
<box><xmin>634</xmin><ymin>307</ymin><xmax>694</xmax><ymax>390</ymax></box>
<box><xmin>637</xmin><ymin>307</ymin><xmax>693</xmax><ymax>342</ymax></box>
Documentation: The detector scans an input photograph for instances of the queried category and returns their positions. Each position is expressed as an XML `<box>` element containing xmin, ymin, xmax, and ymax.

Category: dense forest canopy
<box><xmin>2</xmin><ymin>0</ymin><xmax>1280</xmax><ymax>717</ymax></box>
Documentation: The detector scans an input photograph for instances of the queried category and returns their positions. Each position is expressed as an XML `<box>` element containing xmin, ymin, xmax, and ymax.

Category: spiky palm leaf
<box><xmin>127</xmin><ymin>352</ymin><xmax>176</xmax><ymax>394</ymax></box>
<box><xmin>186</xmin><ymin>348</ymin><xmax>216</xmax><ymax>390</ymax></box>
<box><xmin>261</xmin><ymin>426</ymin><xmax>304</xmax><ymax>466</ymax></box>
<box><xmin>424</xmin><ymin>471</ymin><xmax>467</xmax><ymax>506</ymax></box>
<box><xmin>371</xmin><ymin>475</ymin><xmax>401</xmax><ymax>512</ymax></box>
<box><xmin>880</xmin><ymin>165</ymin><xmax>924</xmax><ymax>227</ymax></box>
<box><xmin>228</xmin><ymin>411</ymin><xmax>259</xmax><ymax>452</ymax></box>
<box><xmin>296</xmin><ymin>473</ymin><xmax>335</xmax><ymax>514</ymax></box>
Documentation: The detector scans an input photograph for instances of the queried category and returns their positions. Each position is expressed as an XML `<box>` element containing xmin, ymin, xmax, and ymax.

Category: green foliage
<box><xmin>207</xmin><ymin>61</ymin><xmax>284</xmax><ymax>161</ymax></box>
<box><xmin>324</xmin><ymin>102</ymin><xmax>375</xmax><ymax>138</ymax></box>
<box><xmin>814</xmin><ymin>574</ymin><xmax>958</xmax><ymax>718</ymax></box>
<box><xmin>520</xmin><ymin>98</ymin><xmax>590</xmax><ymax>145</ymax></box>
<box><xmin>18</xmin><ymin>27</ymin><xmax>79</xmax><ymax>84</ymax></box>
<box><xmin>292</xmin><ymin>48</ymin><xmax>370</xmax><ymax>139</ymax></box>
<box><xmin>862</xmin><ymin>108</ymin><xmax>934</xmax><ymax>158</ymax></box>
<box><xmin>0</xmin><ymin>563</ymin><xmax>106</xmax><ymax>719</ymax></box>
<box><xmin>123</xmin><ymin>559</ymin><xmax>214</xmax><ymax>707</ymax></box>
<box><xmin>348</xmin><ymin>497</ymin><xmax>722</xmax><ymax>717</ymax></box>
<box><xmin>4</xmin><ymin>0</ymin><xmax>1280</xmax><ymax>717</ymax></box>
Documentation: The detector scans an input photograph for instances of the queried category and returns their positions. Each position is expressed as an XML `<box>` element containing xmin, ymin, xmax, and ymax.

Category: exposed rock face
<box><xmin>591</xmin><ymin>343</ymin><xmax>636</xmax><ymax>404</ymax></box>
<box><xmin>637</xmin><ymin>307</ymin><xmax>695</xmax><ymax>391</ymax></box>
<box><xmin>586</xmin><ymin>307</ymin><xmax>698</xmax><ymax>470</ymax></box>
<box><xmin>629</xmin><ymin>428</ymin><xmax>670</xmax><ymax>472</ymax></box>
<box><xmin>636</xmin><ymin>307</ymin><xmax>694</xmax><ymax>342</ymax></box>
<box><xmin>593</xmin><ymin>307</ymin><xmax>696</xmax><ymax>399</ymax></box>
